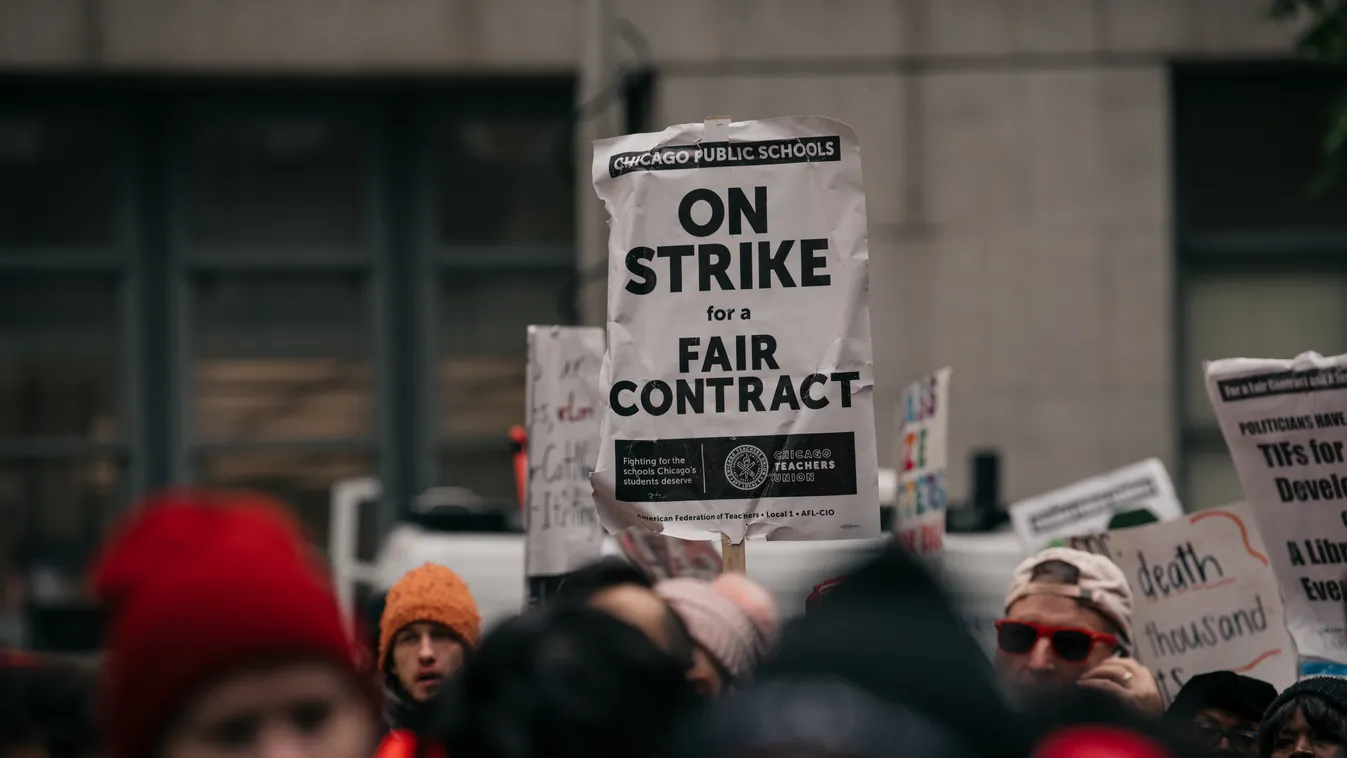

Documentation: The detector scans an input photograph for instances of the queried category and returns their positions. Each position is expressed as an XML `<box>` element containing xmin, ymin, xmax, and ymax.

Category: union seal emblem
<box><xmin>724</xmin><ymin>444</ymin><xmax>770</xmax><ymax>491</ymax></box>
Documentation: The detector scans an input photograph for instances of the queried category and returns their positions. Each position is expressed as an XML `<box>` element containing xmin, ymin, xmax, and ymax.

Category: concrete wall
<box><xmin>0</xmin><ymin>0</ymin><xmax>1301</xmax><ymax>504</ymax></box>
<box><xmin>0</xmin><ymin>0</ymin><xmax>1298</xmax><ymax>71</ymax></box>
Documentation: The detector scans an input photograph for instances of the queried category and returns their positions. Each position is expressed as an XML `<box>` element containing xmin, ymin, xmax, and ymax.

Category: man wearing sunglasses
<box><xmin>996</xmin><ymin>548</ymin><xmax>1162</xmax><ymax>717</ymax></box>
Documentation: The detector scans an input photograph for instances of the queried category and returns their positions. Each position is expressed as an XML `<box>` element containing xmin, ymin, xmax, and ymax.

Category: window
<box><xmin>0</xmin><ymin>276</ymin><xmax>123</xmax><ymax>440</ymax></box>
<box><xmin>1181</xmin><ymin>268</ymin><xmax>1347</xmax><ymax>507</ymax></box>
<box><xmin>193</xmin><ymin>271</ymin><xmax>374</xmax><ymax>441</ymax></box>
<box><xmin>1176</xmin><ymin>66</ymin><xmax>1347</xmax><ymax>510</ymax></box>
<box><xmin>433</xmin><ymin>96</ymin><xmax>577</xmax><ymax>502</ymax></box>
<box><xmin>195</xmin><ymin>451</ymin><xmax>374</xmax><ymax>551</ymax></box>
<box><xmin>0</xmin><ymin>105</ymin><xmax>130</xmax><ymax>644</ymax></box>
<box><xmin>0</xmin><ymin>81</ymin><xmax>577</xmax><ymax>648</ymax></box>
<box><xmin>181</xmin><ymin>108</ymin><xmax>380</xmax><ymax>551</ymax></box>
<box><xmin>0</xmin><ymin>111</ymin><xmax>123</xmax><ymax>251</ymax></box>
<box><xmin>0</xmin><ymin>459</ymin><xmax>124</xmax><ymax>603</ymax></box>
<box><xmin>1178</xmin><ymin>72</ymin><xmax>1347</xmax><ymax>237</ymax></box>
<box><xmin>434</xmin><ymin>110</ymin><xmax>575</xmax><ymax>248</ymax></box>
<box><xmin>185</xmin><ymin>114</ymin><xmax>372</xmax><ymax>256</ymax></box>
<box><xmin>190</xmin><ymin>271</ymin><xmax>378</xmax><ymax>547</ymax></box>
<box><xmin>437</xmin><ymin>270</ymin><xmax>573</xmax><ymax>498</ymax></box>
<box><xmin>0</xmin><ymin>276</ymin><xmax>126</xmax><ymax>606</ymax></box>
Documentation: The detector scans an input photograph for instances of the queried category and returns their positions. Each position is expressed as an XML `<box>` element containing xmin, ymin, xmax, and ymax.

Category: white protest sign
<box><xmin>524</xmin><ymin>326</ymin><xmax>606</xmax><ymax>600</ymax></box>
<box><xmin>1009</xmin><ymin>459</ymin><xmax>1183</xmax><ymax>552</ymax></box>
<box><xmin>895</xmin><ymin>367</ymin><xmax>952</xmax><ymax>555</ymax></box>
<box><xmin>1206</xmin><ymin>351</ymin><xmax>1347</xmax><ymax>662</ymax></box>
<box><xmin>1066</xmin><ymin>504</ymin><xmax>1297</xmax><ymax>704</ymax></box>
<box><xmin>588</xmin><ymin>116</ymin><xmax>878</xmax><ymax>543</ymax></box>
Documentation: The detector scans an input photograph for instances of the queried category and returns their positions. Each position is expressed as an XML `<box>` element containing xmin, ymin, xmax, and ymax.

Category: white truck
<box><xmin>328</xmin><ymin>470</ymin><xmax>1025</xmax><ymax>653</ymax></box>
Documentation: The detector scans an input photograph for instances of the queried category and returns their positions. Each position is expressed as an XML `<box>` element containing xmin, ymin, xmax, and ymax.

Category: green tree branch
<box><xmin>1268</xmin><ymin>0</ymin><xmax>1347</xmax><ymax>191</ymax></box>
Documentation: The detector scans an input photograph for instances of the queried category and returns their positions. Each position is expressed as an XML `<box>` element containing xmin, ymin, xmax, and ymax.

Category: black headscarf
<box><xmin>671</xmin><ymin>677</ymin><xmax>973</xmax><ymax>758</ymax></box>
<box><xmin>685</xmin><ymin>544</ymin><xmax>1028</xmax><ymax>758</ymax></box>
<box><xmin>1166</xmin><ymin>671</ymin><xmax>1278</xmax><ymax>725</ymax></box>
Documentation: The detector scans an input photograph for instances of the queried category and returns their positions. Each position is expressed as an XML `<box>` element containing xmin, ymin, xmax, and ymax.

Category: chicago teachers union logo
<box><xmin>724</xmin><ymin>444</ymin><xmax>770</xmax><ymax>491</ymax></box>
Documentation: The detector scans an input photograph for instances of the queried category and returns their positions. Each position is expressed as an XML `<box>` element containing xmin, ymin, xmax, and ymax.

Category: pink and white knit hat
<box><xmin>655</xmin><ymin>577</ymin><xmax>763</xmax><ymax>684</ymax></box>
<box><xmin>712</xmin><ymin>573</ymin><xmax>780</xmax><ymax>648</ymax></box>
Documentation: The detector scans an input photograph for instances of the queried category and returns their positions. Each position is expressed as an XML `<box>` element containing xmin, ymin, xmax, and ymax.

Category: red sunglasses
<box><xmin>994</xmin><ymin>619</ymin><xmax>1118</xmax><ymax>662</ymax></box>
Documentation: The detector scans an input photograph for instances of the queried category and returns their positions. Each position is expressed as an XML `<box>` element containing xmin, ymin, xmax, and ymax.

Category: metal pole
<box><xmin>576</xmin><ymin>0</ymin><xmax>619</xmax><ymax>328</ymax></box>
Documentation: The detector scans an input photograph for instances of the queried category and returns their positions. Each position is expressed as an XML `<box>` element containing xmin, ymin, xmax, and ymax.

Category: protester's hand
<box><xmin>1077</xmin><ymin>658</ymin><xmax>1163</xmax><ymax>718</ymax></box>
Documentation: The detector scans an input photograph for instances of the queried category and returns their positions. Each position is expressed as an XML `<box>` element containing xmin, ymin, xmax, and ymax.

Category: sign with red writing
<box><xmin>1067</xmin><ymin>504</ymin><xmax>1297</xmax><ymax>704</ymax></box>
<box><xmin>894</xmin><ymin>368</ymin><xmax>951</xmax><ymax>555</ymax></box>
<box><xmin>525</xmin><ymin>326</ymin><xmax>606</xmax><ymax>590</ymax></box>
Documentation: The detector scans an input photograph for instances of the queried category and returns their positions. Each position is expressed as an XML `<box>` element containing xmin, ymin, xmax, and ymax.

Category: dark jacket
<box><xmin>376</xmin><ymin>678</ymin><xmax>446</xmax><ymax>758</ymax></box>
<box><xmin>380</xmin><ymin>677</ymin><xmax>436</xmax><ymax>739</ymax></box>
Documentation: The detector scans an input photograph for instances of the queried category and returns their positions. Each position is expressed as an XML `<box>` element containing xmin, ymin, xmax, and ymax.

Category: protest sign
<box><xmin>1206</xmin><ymin>351</ymin><xmax>1347</xmax><ymax>662</ymax></box>
<box><xmin>895</xmin><ymin>367</ymin><xmax>952</xmax><ymax>555</ymax></box>
<box><xmin>588</xmin><ymin>116</ymin><xmax>878</xmax><ymax>544</ymax></box>
<box><xmin>1064</xmin><ymin>504</ymin><xmax>1297</xmax><ymax>703</ymax></box>
<box><xmin>524</xmin><ymin>326</ymin><xmax>606</xmax><ymax>607</ymax></box>
<box><xmin>1009</xmin><ymin>459</ymin><xmax>1183</xmax><ymax>552</ymax></box>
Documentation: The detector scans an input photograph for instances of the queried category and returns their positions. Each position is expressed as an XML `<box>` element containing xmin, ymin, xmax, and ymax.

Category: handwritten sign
<box><xmin>525</xmin><ymin>326</ymin><xmax>606</xmax><ymax>605</ymax></box>
<box><xmin>1009</xmin><ymin>459</ymin><xmax>1183</xmax><ymax>552</ymax></box>
<box><xmin>894</xmin><ymin>367</ymin><xmax>951</xmax><ymax>555</ymax></box>
<box><xmin>1206</xmin><ymin>352</ymin><xmax>1347</xmax><ymax>662</ymax></box>
<box><xmin>1067</xmin><ymin>504</ymin><xmax>1297</xmax><ymax>704</ymax></box>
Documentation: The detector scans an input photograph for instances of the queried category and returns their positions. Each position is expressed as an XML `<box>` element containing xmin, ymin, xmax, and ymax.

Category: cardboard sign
<box><xmin>588</xmin><ymin>116</ymin><xmax>879</xmax><ymax>543</ymax></box>
<box><xmin>894</xmin><ymin>368</ymin><xmax>952</xmax><ymax>555</ymax></box>
<box><xmin>1066</xmin><ymin>504</ymin><xmax>1297</xmax><ymax>703</ymax></box>
<box><xmin>1009</xmin><ymin>459</ymin><xmax>1183</xmax><ymax>552</ymax></box>
<box><xmin>524</xmin><ymin>326</ymin><xmax>606</xmax><ymax>604</ymax></box>
<box><xmin>1206</xmin><ymin>352</ymin><xmax>1347</xmax><ymax>662</ymax></box>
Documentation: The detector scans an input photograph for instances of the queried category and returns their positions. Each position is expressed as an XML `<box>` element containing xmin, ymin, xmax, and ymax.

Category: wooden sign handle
<box><xmin>705</xmin><ymin>113</ymin><xmax>738</xmax><ymax>575</ymax></box>
<box><xmin>721</xmin><ymin>533</ymin><xmax>746</xmax><ymax>574</ymax></box>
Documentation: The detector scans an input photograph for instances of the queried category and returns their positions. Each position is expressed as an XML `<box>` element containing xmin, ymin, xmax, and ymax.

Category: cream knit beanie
<box><xmin>656</xmin><ymin>577</ymin><xmax>762</xmax><ymax>684</ymax></box>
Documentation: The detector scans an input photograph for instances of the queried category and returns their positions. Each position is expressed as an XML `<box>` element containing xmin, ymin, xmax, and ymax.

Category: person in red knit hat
<box><xmin>91</xmin><ymin>489</ymin><xmax>378</xmax><ymax>758</ymax></box>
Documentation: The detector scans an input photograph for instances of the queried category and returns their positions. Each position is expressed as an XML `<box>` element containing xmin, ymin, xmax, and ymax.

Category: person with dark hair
<box><xmin>0</xmin><ymin>657</ymin><xmax>98</xmax><ymax>758</ymax></box>
<box><xmin>434</xmin><ymin>604</ymin><xmax>702</xmax><ymax>758</ymax></box>
<box><xmin>555</xmin><ymin>556</ymin><xmax>654</xmax><ymax>597</ymax></box>
<box><xmin>728</xmin><ymin>543</ymin><xmax>1028</xmax><ymax>758</ymax></box>
<box><xmin>1024</xmin><ymin>685</ymin><xmax>1194</xmax><ymax>758</ymax></box>
<box><xmin>1165</xmin><ymin>671</ymin><xmax>1277</xmax><ymax>757</ymax></box>
<box><xmin>1258</xmin><ymin>677</ymin><xmax>1347</xmax><ymax>758</ymax></box>
<box><xmin>671</xmin><ymin>676</ymin><xmax>974</xmax><ymax>758</ymax></box>
<box><xmin>998</xmin><ymin>548</ymin><xmax>1162</xmax><ymax>715</ymax></box>
<box><xmin>554</xmin><ymin>557</ymin><xmax>697</xmax><ymax>672</ymax></box>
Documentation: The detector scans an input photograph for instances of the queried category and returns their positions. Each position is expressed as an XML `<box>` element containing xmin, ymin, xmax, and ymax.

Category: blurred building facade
<box><xmin>0</xmin><ymin>0</ymin><xmax>1344</xmax><ymax>614</ymax></box>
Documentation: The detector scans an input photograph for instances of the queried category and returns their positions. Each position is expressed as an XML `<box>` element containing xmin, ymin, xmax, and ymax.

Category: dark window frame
<box><xmin>0</xmin><ymin>74</ymin><xmax>578</xmax><ymax>565</ymax></box>
<box><xmin>1172</xmin><ymin>61</ymin><xmax>1347</xmax><ymax>508</ymax></box>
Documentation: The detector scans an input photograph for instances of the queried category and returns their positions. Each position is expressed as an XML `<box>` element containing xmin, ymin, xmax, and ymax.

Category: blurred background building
<box><xmin>0</xmin><ymin>0</ymin><xmax>1344</xmax><ymax>628</ymax></box>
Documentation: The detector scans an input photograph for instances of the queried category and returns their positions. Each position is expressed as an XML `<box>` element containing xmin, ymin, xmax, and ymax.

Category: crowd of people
<box><xmin>2</xmin><ymin>488</ymin><xmax>1345</xmax><ymax>758</ymax></box>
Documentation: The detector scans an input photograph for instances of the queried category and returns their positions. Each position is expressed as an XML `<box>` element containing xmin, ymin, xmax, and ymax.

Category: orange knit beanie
<box><xmin>378</xmin><ymin>563</ymin><xmax>481</xmax><ymax>670</ymax></box>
